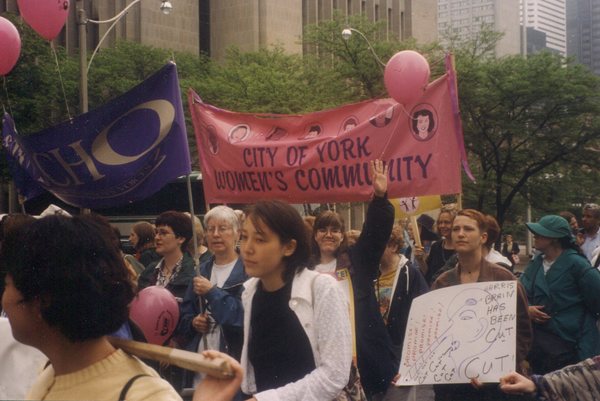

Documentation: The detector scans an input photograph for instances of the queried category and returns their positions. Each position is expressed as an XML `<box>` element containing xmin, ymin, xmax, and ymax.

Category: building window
<box><xmin>348</xmin><ymin>0</ymin><xmax>352</xmax><ymax>14</ymax></box>
<box><xmin>374</xmin><ymin>4</ymin><xmax>379</xmax><ymax>21</ymax></box>
<box><xmin>361</xmin><ymin>0</ymin><xmax>366</xmax><ymax>15</ymax></box>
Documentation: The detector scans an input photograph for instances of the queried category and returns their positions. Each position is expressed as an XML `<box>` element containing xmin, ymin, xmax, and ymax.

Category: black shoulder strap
<box><xmin>119</xmin><ymin>374</ymin><xmax>149</xmax><ymax>401</ymax></box>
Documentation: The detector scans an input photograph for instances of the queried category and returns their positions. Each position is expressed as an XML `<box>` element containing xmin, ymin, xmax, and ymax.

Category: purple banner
<box><xmin>2</xmin><ymin>113</ymin><xmax>46</xmax><ymax>201</ymax></box>
<box><xmin>7</xmin><ymin>63</ymin><xmax>191</xmax><ymax>209</ymax></box>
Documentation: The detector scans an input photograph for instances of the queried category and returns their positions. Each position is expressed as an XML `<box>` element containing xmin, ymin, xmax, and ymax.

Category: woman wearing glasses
<box><xmin>138</xmin><ymin>211</ymin><xmax>196</xmax><ymax>300</ymax></box>
<box><xmin>310</xmin><ymin>160</ymin><xmax>396</xmax><ymax>400</ymax></box>
<box><xmin>178</xmin><ymin>206</ymin><xmax>246</xmax><ymax>391</ymax></box>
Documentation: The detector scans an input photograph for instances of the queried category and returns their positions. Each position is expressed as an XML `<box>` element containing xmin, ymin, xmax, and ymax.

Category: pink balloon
<box><xmin>384</xmin><ymin>50</ymin><xmax>430</xmax><ymax>105</ymax></box>
<box><xmin>17</xmin><ymin>0</ymin><xmax>69</xmax><ymax>41</ymax></box>
<box><xmin>130</xmin><ymin>286</ymin><xmax>180</xmax><ymax>345</ymax></box>
<box><xmin>0</xmin><ymin>17</ymin><xmax>21</xmax><ymax>76</ymax></box>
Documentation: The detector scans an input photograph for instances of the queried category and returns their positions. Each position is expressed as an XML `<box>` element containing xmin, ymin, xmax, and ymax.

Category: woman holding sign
<box><xmin>431</xmin><ymin>209</ymin><xmax>532</xmax><ymax>401</ymax></box>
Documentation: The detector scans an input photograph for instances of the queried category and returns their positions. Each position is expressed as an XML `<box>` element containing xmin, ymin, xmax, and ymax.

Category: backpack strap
<box><xmin>119</xmin><ymin>374</ymin><xmax>149</xmax><ymax>401</ymax></box>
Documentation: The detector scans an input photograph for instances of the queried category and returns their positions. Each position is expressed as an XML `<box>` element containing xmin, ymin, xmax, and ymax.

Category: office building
<box><xmin>521</xmin><ymin>0</ymin><xmax>566</xmax><ymax>56</ymax></box>
<box><xmin>438</xmin><ymin>0</ymin><xmax>521</xmax><ymax>57</ymax></box>
<box><xmin>567</xmin><ymin>0</ymin><xmax>600</xmax><ymax>75</ymax></box>
<box><xmin>211</xmin><ymin>0</ymin><xmax>438</xmax><ymax>61</ymax></box>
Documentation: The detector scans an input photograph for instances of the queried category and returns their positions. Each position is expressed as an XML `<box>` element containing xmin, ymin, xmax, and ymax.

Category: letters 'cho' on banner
<box><xmin>190</xmin><ymin>73</ymin><xmax>464</xmax><ymax>204</ymax></box>
<box><xmin>2</xmin><ymin>63</ymin><xmax>191</xmax><ymax>209</ymax></box>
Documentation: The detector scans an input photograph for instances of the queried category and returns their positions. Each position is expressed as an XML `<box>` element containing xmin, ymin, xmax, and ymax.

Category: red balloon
<box><xmin>129</xmin><ymin>286</ymin><xmax>180</xmax><ymax>345</ymax></box>
<box><xmin>384</xmin><ymin>50</ymin><xmax>430</xmax><ymax>105</ymax></box>
<box><xmin>0</xmin><ymin>17</ymin><xmax>21</xmax><ymax>76</ymax></box>
<box><xmin>17</xmin><ymin>0</ymin><xmax>69</xmax><ymax>41</ymax></box>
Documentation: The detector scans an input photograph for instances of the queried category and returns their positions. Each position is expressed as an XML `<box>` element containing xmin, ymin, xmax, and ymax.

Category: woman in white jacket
<box><xmin>239</xmin><ymin>200</ymin><xmax>352</xmax><ymax>401</ymax></box>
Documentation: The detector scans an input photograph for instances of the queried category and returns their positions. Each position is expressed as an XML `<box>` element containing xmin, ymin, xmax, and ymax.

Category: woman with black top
<box><xmin>239</xmin><ymin>200</ymin><xmax>352</xmax><ymax>401</ymax></box>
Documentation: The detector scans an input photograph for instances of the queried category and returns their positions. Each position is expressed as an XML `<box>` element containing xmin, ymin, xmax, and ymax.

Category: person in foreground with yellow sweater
<box><xmin>1</xmin><ymin>214</ymin><xmax>241</xmax><ymax>401</ymax></box>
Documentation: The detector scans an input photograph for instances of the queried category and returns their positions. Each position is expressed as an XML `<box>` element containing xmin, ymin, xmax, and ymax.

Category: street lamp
<box><xmin>341</xmin><ymin>27</ymin><xmax>386</xmax><ymax>68</ymax></box>
<box><xmin>76</xmin><ymin>0</ymin><xmax>173</xmax><ymax>113</ymax></box>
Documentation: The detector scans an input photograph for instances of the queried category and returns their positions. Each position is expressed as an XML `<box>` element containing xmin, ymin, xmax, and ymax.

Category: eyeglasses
<box><xmin>206</xmin><ymin>225</ymin><xmax>233</xmax><ymax>235</ymax></box>
<box><xmin>317</xmin><ymin>227</ymin><xmax>342</xmax><ymax>235</ymax></box>
<box><xmin>155</xmin><ymin>228</ymin><xmax>175</xmax><ymax>237</ymax></box>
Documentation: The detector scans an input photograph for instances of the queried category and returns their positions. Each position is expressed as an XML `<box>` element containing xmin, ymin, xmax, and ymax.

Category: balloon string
<box><xmin>397</xmin><ymin>102</ymin><xmax>415</xmax><ymax>121</ymax></box>
<box><xmin>429</xmin><ymin>55</ymin><xmax>447</xmax><ymax>68</ymax></box>
<box><xmin>2</xmin><ymin>76</ymin><xmax>14</xmax><ymax>117</ymax></box>
<box><xmin>50</xmin><ymin>42</ymin><xmax>72</xmax><ymax>120</ymax></box>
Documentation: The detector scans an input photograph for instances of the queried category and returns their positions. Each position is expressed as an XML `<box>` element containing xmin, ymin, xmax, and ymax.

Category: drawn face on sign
<box><xmin>228</xmin><ymin>124</ymin><xmax>250</xmax><ymax>143</ymax></box>
<box><xmin>206</xmin><ymin>126</ymin><xmax>219</xmax><ymax>154</ymax></box>
<box><xmin>266</xmin><ymin>126</ymin><xmax>287</xmax><ymax>141</ymax></box>
<box><xmin>340</xmin><ymin>116</ymin><xmax>358</xmax><ymax>134</ymax></box>
<box><xmin>369</xmin><ymin>106</ymin><xmax>394</xmax><ymax>128</ymax></box>
<box><xmin>410</xmin><ymin>104</ymin><xmax>438</xmax><ymax>141</ymax></box>
<box><xmin>302</xmin><ymin>124</ymin><xmax>322</xmax><ymax>139</ymax></box>
<box><xmin>447</xmin><ymin>289</ymin><xmax>489</xmax><ymax>344</ymax></box>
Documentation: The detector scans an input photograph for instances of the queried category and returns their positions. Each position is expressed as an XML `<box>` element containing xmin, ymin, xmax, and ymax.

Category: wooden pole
<box><xmin>108</xmin><ymin>337</ymin><xmax>233</xmax><ymax>379</ymax></box>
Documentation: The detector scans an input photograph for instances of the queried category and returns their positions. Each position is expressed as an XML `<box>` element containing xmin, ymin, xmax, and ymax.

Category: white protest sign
<box><xmin>396</xmin><ymin>281</ymin><xmax>517</xmax><ymax>385</ymax></box>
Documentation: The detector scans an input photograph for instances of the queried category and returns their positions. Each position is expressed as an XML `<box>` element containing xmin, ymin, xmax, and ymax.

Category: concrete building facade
<box><xmin>2</xmin><ymin>0</ymin><xmax>437</xmax><ymax>60</ymax></box>
<box><xmin>437</xmin><ymin>0</ymin><xmax>521</xmax><ymax>57</ymax></box>
<box><xmin>1</xmin><ymin>0</ymin><xmax>200</xmax><ymax>56</ymax></box>
<box><xmin>567</xmin><ymin>0</ymin><xmax>600</xmax><ymax>75</ymax></box>
<box><xmin>211</xmin><ymin>0</ymin><xmax>437</xmax><ymax>60</ymax></box>
<box><xmin>521</xmin><ymin>0</ymin><xmax>566</xmax><ymax>56</ymax></box>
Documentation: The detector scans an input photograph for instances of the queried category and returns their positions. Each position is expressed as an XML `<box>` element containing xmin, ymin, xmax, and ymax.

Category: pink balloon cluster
<box><xmin>384</xmin><ymin>50</ymin><xmax>431</xmax><ymax>105</ymax></box>
<box><xmin>129</xmin><ymin>286</ymin><xmax>180</xmax><ymax>345</ymax></box>
<box><xmin>0</xmin><ymin>17</ymin><xmax>21</xmax><ymax>76</ymax></box>
<box><xmin>0</xmin><ymin>1</ymin><xmax>70</xmax><ymax>76</ymax></box>
<box><xmin>17</xmin><ymin>0</ymin><xmax>70</xmax><ymax>41</ymax></box>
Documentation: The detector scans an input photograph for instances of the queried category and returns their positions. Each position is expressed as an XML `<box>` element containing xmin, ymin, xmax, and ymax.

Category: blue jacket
<box><xmin>384</xmin><ymin>259</ymin><xmax>429</xmax><ymax>356</ymax></box>
<box><xmin>177</xmin><ymin>257</ymin><xmax>246</xmax><ymax>360</ymax></box>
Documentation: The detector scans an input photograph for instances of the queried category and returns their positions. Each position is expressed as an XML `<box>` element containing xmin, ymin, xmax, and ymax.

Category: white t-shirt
<box><xmin>314</xmin><ymin>259</ymin><xmax>337</xmax><ymax>274</ymax></box>
<box><xmin>582</xmin><ymin>227</ymin><xmax>600</xmax><ymax>263</ymax></box>
<box><xmin>542</xmin><ymin>255</ymin><xmax>556</xmax><ymax>274</ymax></box>
<box><xmin>210</xmin><ymin>260</ymin><xmax>237</xmax><ymax>288</ymax></box>
<box><xmin>0</xmin><ymin>317</ymin><xmax>47</xmax><ymax>399</ymax></box>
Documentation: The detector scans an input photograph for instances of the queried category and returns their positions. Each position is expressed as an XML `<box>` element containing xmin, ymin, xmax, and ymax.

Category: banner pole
<box><xmin>186</xmin><ymin>174</ymin><xmax>199</xmax><ymax>270</ymax></box>
<box><xmin>410</xmin><ymin>215</ymin><xmax>422</xmax><ymax>248</ymax></box>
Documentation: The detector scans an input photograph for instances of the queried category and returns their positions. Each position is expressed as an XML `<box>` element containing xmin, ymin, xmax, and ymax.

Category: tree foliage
<box><xmin>457</xmin><ymin>51</ymin><xmax>600</xmax><ymax>226</ymax></box>
<box><xmin>1</xmin><ymin>11</ymin><xmax>599</xmax><ymax>226</ymax></box>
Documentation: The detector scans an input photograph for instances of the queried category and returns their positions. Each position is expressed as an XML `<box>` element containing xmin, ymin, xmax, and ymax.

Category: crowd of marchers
<box><xmin>1</xmin><ymin>162</ymin><xmax>600</xmax><ymax>401</ymax></box>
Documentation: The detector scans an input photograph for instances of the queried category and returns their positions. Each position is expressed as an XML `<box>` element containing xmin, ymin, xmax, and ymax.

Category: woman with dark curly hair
<box><xmin>1</xmin><ymin>214</ymin><xmax>182</xmax><ymax>400</ymax></box>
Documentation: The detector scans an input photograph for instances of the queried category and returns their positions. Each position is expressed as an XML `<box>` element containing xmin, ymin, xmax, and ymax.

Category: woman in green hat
<box><xmin>520</xmin><ymin>215</ymin><xmax>600</xmax><ymax>375</ymax></box>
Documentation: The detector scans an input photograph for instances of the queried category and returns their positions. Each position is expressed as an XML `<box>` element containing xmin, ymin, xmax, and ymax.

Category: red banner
<box><xmin>189</xmin><ymin>74</ymin><xmax>462</xmax><ymax>204</ymax></box>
